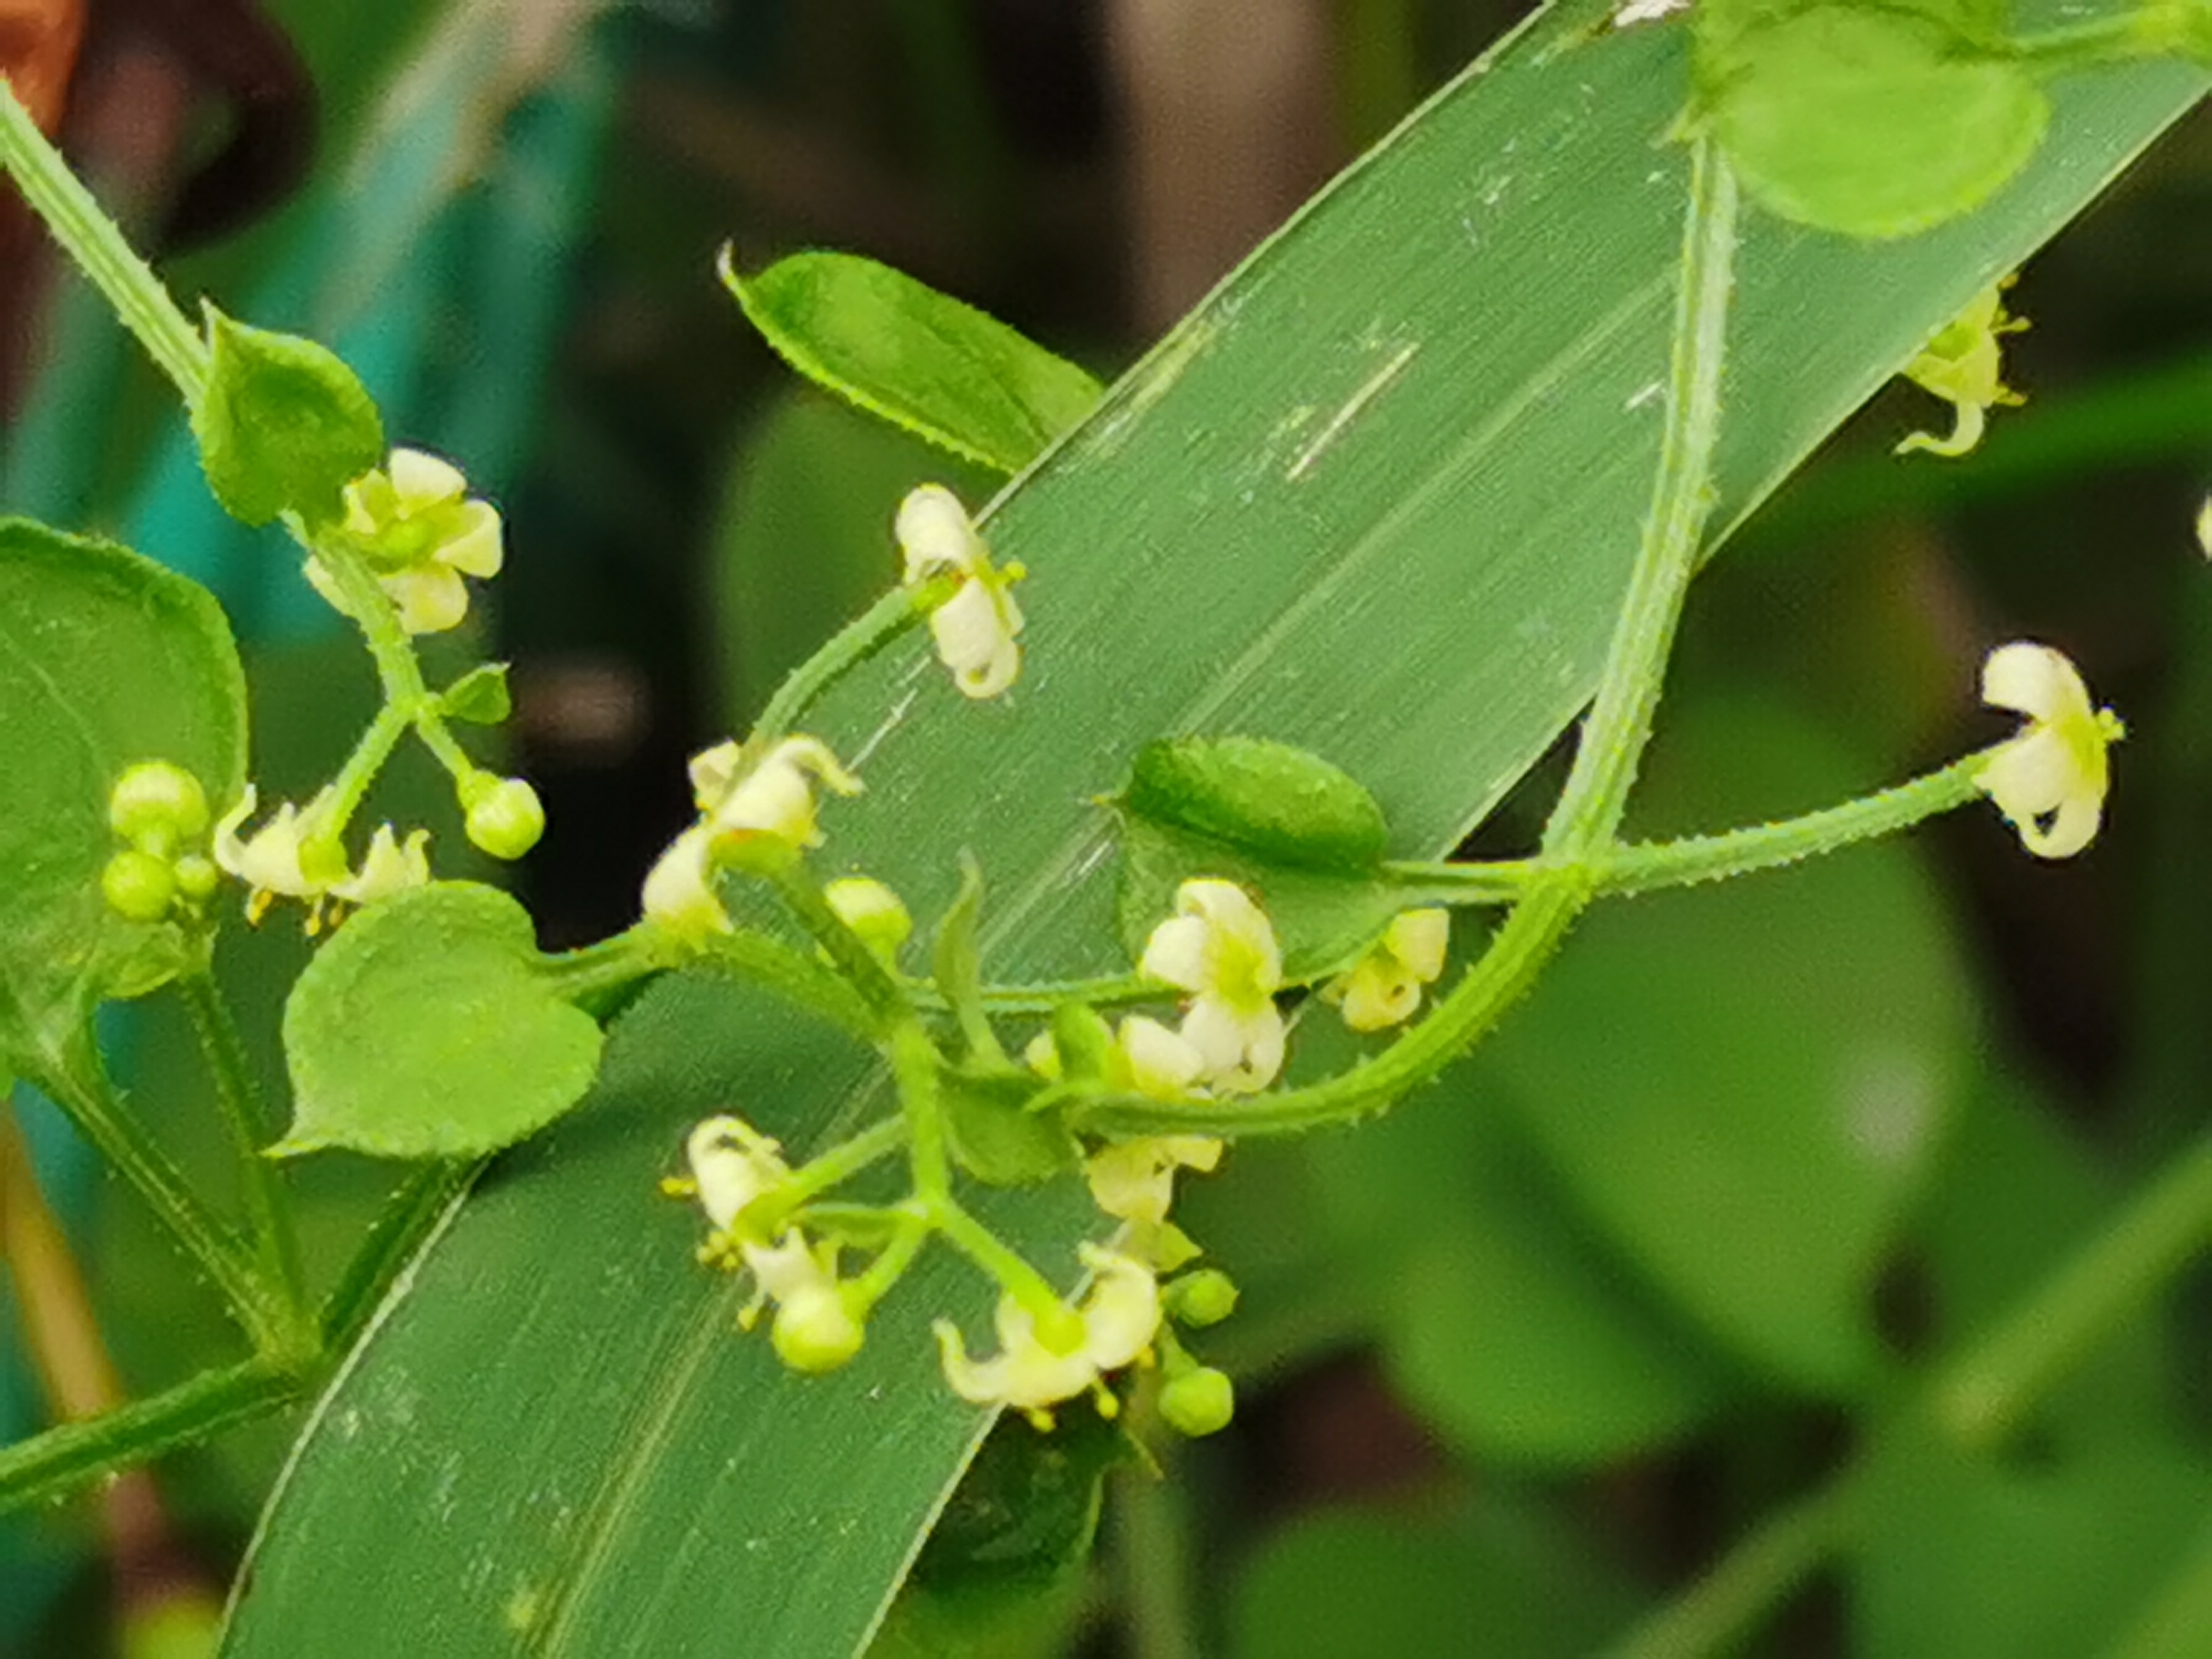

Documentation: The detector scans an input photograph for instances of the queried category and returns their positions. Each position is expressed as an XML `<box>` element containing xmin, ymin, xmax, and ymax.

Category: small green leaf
<box><xmin>439</xmin><ymin>663</ymin><xmax>512</xmax><ymax>725</ymax></box>
<box><xmin>280</xmin><ymin>882</ymin><xmax>604</xmax><ymax>1158</ymax></box>
<box><xmin>192</xmin><ymin>309</ymin><xmax>385</xmax><ymax>527</ymax></box>
<box><xmin>1123</xmin><ymin>736</ymin><xmax>1391</xmax><ymax>873</ymax></box>
<box><xmin>942</xmin><ymin>1066</ymin><xmax>1078</xmax><ymax>1187</ymax></box>
<box><xmin>1699</xmin><ymin>6</ymin><xmax>2049</xmax><ymax>239</ymax></box>
<box><xmin>932</xmin><ymin>854</ymin><xmax>1006</xmax><ymax>1065</ymax></box>
<box><xmin>722</xmin><ymin>251</ymin><xmax>1101</xmax><ymax>474</ymax></box>
<box><xmin>0</xmin><ymin>520</ymin><xmax>245</xmax><ymax>1088</ymax></box>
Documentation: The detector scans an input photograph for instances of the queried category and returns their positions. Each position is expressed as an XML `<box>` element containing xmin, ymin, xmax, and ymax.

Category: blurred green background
<box><xmin>1</xmin><ymin>1</ymin><xmax>2207</xmax><ymax>1654</ymax></box>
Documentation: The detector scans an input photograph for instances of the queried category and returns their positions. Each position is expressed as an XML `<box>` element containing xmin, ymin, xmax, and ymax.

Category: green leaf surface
<box><xmin>1305</xmin><ymin>1051</ymin><xmax>1737</xmax><ymax>1465</ymax></box>
<box><xmin>278</xmin><ymin>882</ymin><xmax>604</xmax><ymax>1158</ymax></box>
<box><xmin>1121</xmin><ymin>736</ymin><xmax>1391</xmax><ymax>873</ymax></box>
<box><xmin>440</xmin><ymin>663</ymin><xmax>513</xmax><ymax>726</ymax></box>
<box><xmin>1230</xmin><ymin>1498</ymin><xmax>1644</xmax><ymax>1659</ymax></box>
<box><xmin>1850</xmin><ymin>1421</ymin><xmax>2212</xmax><ymax>1659</ymax></box>
<box><xmin>0</xmin><ymin>519</ymin><xmax>246</xmax><ymax>1089</ymax></box>
<box><xmin>192</xmin><ymin>310</ymin><xmax>385</xmax><ymax>528</ymax></box>
<box><xmin>1700</xmin><ymin>6</ymin><xmax>2049</xmax><ymax>239</ymax></box>
<box><xmin>1479</xmin><ymin>697</ymin><xmax>1975</xmax><ymax>1392</ymax></box>
<box><xmin>724</xmin><ymin>253</ymin><xmax>1103</xmax><ymax>475</ymax></box>
<box><xmin>225</xmin><ymin>5</ymin><xmax>2206</xmax><ymax>1653</ymax></box>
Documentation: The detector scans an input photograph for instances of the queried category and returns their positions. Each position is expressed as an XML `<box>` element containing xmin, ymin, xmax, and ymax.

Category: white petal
<box><xmin>385</xmin><ymin>563</ymin><xmax>469</xmax><ymax>634</ymax></box>
<box><xmin>685</xmin><ymin>1115</ymin><xmax>786</xmax><ymax>1230</ymax></box>
<box><xmin>1385</xmin><ymin>909</ymin><xmax>1450</xmax><ymax>982</ymax></box>
<box><xmin>1982</xmin><ymin>642</ymin><xmax>2084</xmax><ymax>723</ymax></box>
<box><xmin>896</xmin><ymin>484</ymin><xmax>983</xmax><ymax>581</ymax></box>
<box><xmin>1118</xmin><ymin>1016</ymin><xmax>1207</xmax><ymax>1098</ymax></box>
<box><xmin>438</xmin><ymin>499</ymin><xmax>504</xmax><ymax>578</ymax></box>
<box><xmin>1978</xmin><ymin>728</ymin><xmax>2074</xmax><ymax>821</ymax></box>
<box><xmin>642</xmin><ymin>824</ymin><xmax>730</xmax><ymax>938</ymax></box>
<box><xmin>388</xmin><ymin>447</ymin><xmax>467</xmax><ymax>508</ymax></box>
<box><xmin>688</xmin><ymin>740</ymin><xmax>743</xmax><ymax>810</ymax></box>
<box><xmin>1075</xmin><ymin>1245</ymin><xmax>1161</xmax><ymax>1372</ymax></box>
<box><xmin>1139</xmin><ymin>914</ymin><xmax>1211</xmax><ymax>992</ymax></box>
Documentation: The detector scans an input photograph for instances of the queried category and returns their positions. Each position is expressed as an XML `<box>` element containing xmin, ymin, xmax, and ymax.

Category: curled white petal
<box><xmin>331</xmin><ymin>825</ymin><xmax>430</xmax><ymax>906</ymax></box>
<box><xmin>388</xmin><ymin>446</ymin><xmax>469</xmax><ymax>506</ymax></box>
<box><xmin>642</xmin><ymin>823</ymin><xmax>730</xmax><ymax>939</ymax></box>
<box><xmin>1975</xmin><ymin>641</ymin><xmax>2119</xmax><ymax>860</ymax></box>
<box><xmin>896</xmin><ymin>483</ymin><xmax>986</xmax><ymax>581</ymax></box>
<box><xmin>684</xmin><ymin>1115</ymin><xmax>789</xmax><ymax>1233</ymax></box>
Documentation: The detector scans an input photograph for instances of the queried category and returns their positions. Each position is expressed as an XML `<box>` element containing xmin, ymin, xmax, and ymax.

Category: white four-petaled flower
<box><xmin>306</xmin><ymin>448</ymin><xmax>505</xmax><ymax>634</ymax></box>
<box><xmin>897</xmin><ymin>484</ymin><xmax>1025</xmax><ymax>700</ymax></box>
<box><xmin>1975</xmin><ymin>641</ymin><xmax>2123</xmax><ymax>859</ymax></box>
<box><xmin>214</xmin><ymin>787</ymin><xmax>428</xmax><ymax>925</ymax></box>
<box><xmin>932</xmin><ymin>1245</ymin><xmax>1161</xmax><ymax>1418</ymax></box>
<box><xmin>1139</xmin><ymin>879</ymin><xmax>1286</xmax><ymax>1092</ymax></box>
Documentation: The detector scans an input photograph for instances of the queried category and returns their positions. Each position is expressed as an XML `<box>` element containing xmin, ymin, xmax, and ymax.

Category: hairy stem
<box><xmin>1081</xmin><ymin>137</ymin><xmax>1740</xmax><ymax>1139</ymax></box>
<box><xmin>753</xmin><ymin>581</ymin><xmax>942</xmax><ymax>747</ymax></box>
<box><xmin>177</xmin><ymin>972</ymin><xmax>311</xmax><ymax>1353</ymax></box>
<box><xmin>0</xmin><ymin>78</ymin><xmax>209</xmax><ymax>403</ymax></box>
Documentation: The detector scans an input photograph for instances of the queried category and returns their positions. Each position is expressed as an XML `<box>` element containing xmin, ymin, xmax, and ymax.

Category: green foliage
<box><xmin>1697</xmin><ymin>4</ymin><xmax>2049</xmax><ymax>238</ymax></box>
<box><xmin>1229</xmin><ymin>1499</ymin><xmax>1644</xmax><ymax>1658</ymax></box>
<box><xmin>0</xmin><ymin>519</ymin><xmax>245</xmax><ymax>1088</ymax></box>
<box><xmin>1121</xmin><ymin>737</ymin><xmax>1391</xmax><ymax>872</ymax></box>
<box><xmin>277</xmin><ymin>882</ymin><xmax>604</xmax><ymax>1157</ymax></box>
<box><xmin>723</xmin><ymin>252</ymin><xmax>1103</xmax><ymax>475</ymax></box>
<box><xmin>438</xmin><ymin>663</ymin><xmax>512</xmax><ymax>725</ymax></box>
<box><xmin>1479</xmin><ymin>698</ymin><xmax>1973</xmax><ymax>1391</ymax></box>
<box><xmin>190</xmin><ymin>310</ymin><xmax>385</xmax><ymax>528</ymax></box>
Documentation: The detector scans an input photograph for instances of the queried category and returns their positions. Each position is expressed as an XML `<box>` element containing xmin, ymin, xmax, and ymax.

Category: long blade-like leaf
<box><xmin>223</xmin><ymin>5</ymin><xmax>2206</xmax><ymax>1653</ymax></box>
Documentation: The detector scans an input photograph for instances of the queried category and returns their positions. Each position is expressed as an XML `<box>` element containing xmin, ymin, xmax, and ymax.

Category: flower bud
<box><xmin>1158</xmin><ymin>1366</ymin><xmax>1234</xmax><ymax>1437</ymax></box>
<box><xmin>109</xmin><ymin>762</ymin><xmax>210</xmax><ymax>853</ymax></box>
<box><xmin>101</xmin><ymin>849</ymin><xmax>177</xmax><ymax>922</ymax></box>
<box><xmin>172</xmin><ymin>853</ymin><xmax>220</xmax><ymax>903</ymax></box>
<box><xmin>1164</xmin><ymin>1269</ymin><xmax>1239</xmax><ymax>1329</ymax></box>
<box><xmin>823</xmin><ymin>877</ymin><xmax>912</xmax><ymax>959</ymax></box>
<box><xmin>462</xmin><ymin>775</ymin><xmax>545</xmax><ymax>859</ymax></box>
<box><xmin>770</xmin><ymin>1284</ymin><xmax>866</xmax><ymax>1373</ymax></box>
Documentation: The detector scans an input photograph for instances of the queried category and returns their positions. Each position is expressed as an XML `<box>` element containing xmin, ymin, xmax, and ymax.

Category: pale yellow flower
<box><xmin>1326</xmin><ymin>909</ymin><xmax>1450</xmax><ymax>1032</ymax></box>
<box><xmin>898</xmin><ymin>484</ymin><xmax>1025</xmax><ymax>700</ymax></box>
<box><xmin>1975</xmin><ymin>642</ymin><xmax>2123</xmax><ymax>859</ymax></box>
<box><xmin>1139</xmin><ymin>879</ymin><xmax>1285</xmax><ymax>1092</ymax></box>
<box><xmin>932</xmin><ymin>1245</ymin><xmax>1161</xmax><ymax>1418</ymax></box>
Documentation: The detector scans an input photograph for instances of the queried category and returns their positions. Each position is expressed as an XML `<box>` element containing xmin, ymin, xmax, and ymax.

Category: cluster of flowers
<box><xmin>651</xmin><ymin>485</ymin><xmax>2127</xmax><ymax>1433</ymax></box>
<box><xmin>123</xmin><ymin>449</ymin><xmax>546</xmax><ymax>933</ymax></box>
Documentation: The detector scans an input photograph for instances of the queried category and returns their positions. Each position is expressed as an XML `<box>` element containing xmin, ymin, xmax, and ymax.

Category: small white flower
<box><xmin>1085</xmin><ymin>1134</ymin><xmax>1224</xmax><ymax>1227</ymax></box>
<box><xmin>739</xmin><ymin>1230</ymin><xmax>865</xmax><ymax>1372</ymax></box>
<box><xmin>681</xmin><ymin>1114</ymin><xmax>791</xmax><ymax>1234</ymax></box>
<box><xmin>1976</xmin><ymin>642</ymin><xmax>2124</xmax><ymax>859</ymax></box>
<box><xmin>932</xmin><ymin>1245</ymin><xmax>1161</xmax><ymax>1417</ymax></box>
<box><xmin>306</xmin><ymin>447</ymin><xmax>505</xmax><ymax>634</ymax></box>
<box><xmin>898</xmin><ymin>484</ymin><xmax>1025</xmax><ymax>700</ymax></box>
<box><xmin>1139</xmin><ymin>879</ymin><xmax>1286</xmax><ymax>1092</ymax></box>
<box><xmin>641</xmin><ymin>824</ymin><xmax>730</xmax><ymax>941</ymax></box>
<box><xmin>705</xmin><ymin>737</ymin><xmax>863</xmax><ymax>852</ymax></box>
<box><xmin>213</xmin><ymin>786</ymin><xmax>350</xmax><ymax>922</ymax></box>
<box><xmin>330</xmin><ymin>824</ymin><xmax>431</xmax><ymax>908</ymax></box>
<box><xmin>1326</xmin><ymin>909</ymin><xmax>1450</xmax><ymax>1032</ymax></box>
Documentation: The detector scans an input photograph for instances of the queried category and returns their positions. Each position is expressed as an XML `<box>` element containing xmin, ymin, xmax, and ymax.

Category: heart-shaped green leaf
<box><xmin>279</xmin><ymin>882</ymin><xmax>604</xmax><ymax>1157</ymax></box>
<box><xmin>192</xmin><ymin>310</ymin><xmax>385</xmax><ymax>527</ymax></box>
<box><xmin>0</xmin><ymin>519</ymin><xmax>245</xmax><ymax>1091</ymax></box>
<box><xmin>1700</xmin><ymin>6</ymin><xmax>2050</xmax><ymax>239</ymax></box>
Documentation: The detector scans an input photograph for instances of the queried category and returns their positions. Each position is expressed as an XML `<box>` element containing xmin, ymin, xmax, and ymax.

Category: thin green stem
<box><xmin>1080</xmin><ymin>139</ymin><xmax>1739</xmax><ymax>1140</ymax></box>
<box><xmin>753</xmin><ymin>581</ymin><xmax>940</xmax><ymax>747</ymax></box>
<box><xmin>1386</xmin><ymin>750</ymin><xmax>1995</xmax><ymax>903</ymax></box>
<box><xmin>932</xmin><ymin>1200</ymin><xmax>1067</xmax><ymax>1321</ymax></box>
<box><xmin>320</xmin><ymin>1158</ymin><xmax>479</xmax><ymax>1352</ymax></box>
<box><xmin>851</xmin><ymin>1211</ymin><xmax>929</xmax><ymax>1306</ymax></box>
<box><xmin>890</xmin><ymin>1021</ymin><xmax>953</xmax><ymax>1204</ymax></box>
<box><xmin>316</xmin><ymin>701</ymin><xmax>412</xmax><ymax>837</ymax></box>
<box><xmin>1931</xmin><ymin>1127</ymin><xmax>2212</xmax><ymax>1452</ymax></box>
<box><xmin>2008</xmin><ymin>11</ymin><xmax>2169</xmax><ymax>73</ymax></box>
<box><xmin>1601</xmin><ymin>1470</ymin><xmax>1859</xmax><ymax>1659</ymax></box>
<box><xmin>38</xmin><ymin>1048</ymin><xmax>280</xmax><ymax>1348</ymax></box>
<box><xmin>0</xmin><ymin>78</ymin><xmax>208</xmax><ymax>403</ymax></box>
<box><xmin>0</xmin><ymin>1357</ymin><xmax>308</xmax><ymax>1518</ymax></box>
<box><xmin>941</xmin><ymin>973</ymin><xmax>1169</xmax><ymax>1015</ymax></box>
<box><xmin>781</xmin><ymin>1116</ymin><xmax>910</xmax><ymax>1207</ymax></box>
<box><xmin>176</xmin><ymin>972</ymin><xmax>310</xmax><ymax>1353</ymax></box>
<box><xmin>753</xmin><ymin>853</ymin><xmax>914</xmax><ymax>1027</ymax></box>
<box><xmin>1117</xmin><ymin>1459</ymin><xmax>1201</xmax><ymax>1659</ymax></box>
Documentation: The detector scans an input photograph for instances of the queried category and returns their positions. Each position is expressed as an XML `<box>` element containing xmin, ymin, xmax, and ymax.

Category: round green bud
<box><xmin>1164</xmin><ymin>1269</ymin><xmax>1240</xmax><ymax>1329</ymax></box>
<box><xmin>108</xmin><ymin>762</ymin><xmax>210</xmax><ymax>852</ymax></box>
<box><xmin>1031</xmin><ymin>1302</ymin><xmax>1088</xmax><ymax>1357</ymax></box>
<box><xmin>770</xmin><ymin>1286</ymin><xmax>866</xmax><ymax>1374</ymax></box>
<box><xmin>1158</xmin><ymin>1366</ymin><xmax>1234</xmax><ymax>1438</ymax></box>
<box><xmin>462</xmin><ymin>776</ymin><xmax>545</xmax><ymax>860</ymax></box>
<box><xmin>172</xmin><ymin>854</ymin><xmax>220</xmax><ymax>902</ymax></box>
<box><xmin>102</xmin><ymin>849</ymin><xmax>177</xmax><ymax>922</ymax></box>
